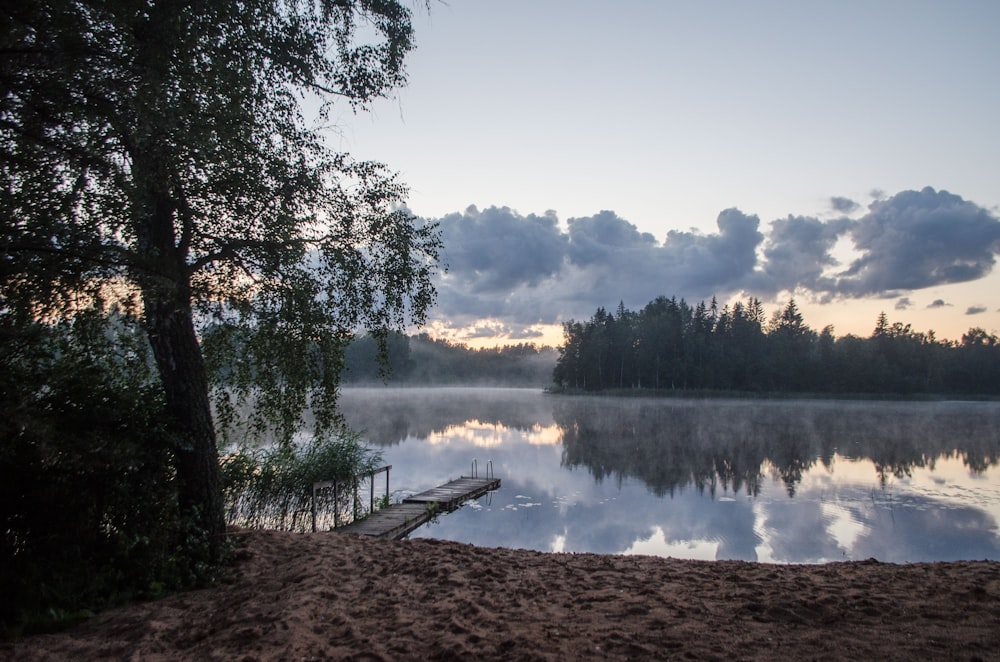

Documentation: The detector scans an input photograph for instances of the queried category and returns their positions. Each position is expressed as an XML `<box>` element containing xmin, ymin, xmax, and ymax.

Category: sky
<box><xmin>335</xmin><ymin>0</ymin><xmax>1000</xmax><ymax>347</ymax></box>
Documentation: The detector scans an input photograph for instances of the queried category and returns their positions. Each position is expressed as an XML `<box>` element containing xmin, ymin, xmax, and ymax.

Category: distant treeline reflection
<box><xmin>555</xmin><ymin>398</ymin><xmax>1000</xmax><ymax>497</ymax></box>
<box><xmin>554</xmin><ymin>296</ymin><xmax>1000</xmax><ymax>395</ymax></box>
<box><xmin>337</xmin><ymin>389</ymin><xmax>1000</xmax><ymax>498</ymax></box>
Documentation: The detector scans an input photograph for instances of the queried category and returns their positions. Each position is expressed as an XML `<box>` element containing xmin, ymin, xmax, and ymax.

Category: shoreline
<box><xmin>7</xmin><ymin>530</ymin><xmax>1000</xmax><ymax>660</ymax></box>
<box><xmin>545</xmin><ymin>385</ymin><xmax>1000</xmax><ymax>403</ymax></box>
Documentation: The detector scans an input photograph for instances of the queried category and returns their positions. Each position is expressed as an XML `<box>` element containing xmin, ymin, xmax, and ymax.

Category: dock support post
<box><xmin>333</xmin><ymin>482</ymin><xmax>339</xmax><ymax>528</ymax></box>
<box><xmin>311</xmin><ymin>485</ymin><xmax>317</xmax><ymax>533</ymax></box>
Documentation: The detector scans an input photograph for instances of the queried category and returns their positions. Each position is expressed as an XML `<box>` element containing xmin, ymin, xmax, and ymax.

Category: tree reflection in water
<box><xmin>553</xmin><ymin>398</ymin><xmax>1000</xmax><ymax>497</ymax></box>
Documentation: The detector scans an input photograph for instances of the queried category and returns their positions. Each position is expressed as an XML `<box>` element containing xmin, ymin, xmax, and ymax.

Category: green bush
<box><xmin>0</xmin><ymin>312</ymin><xmax>188</xmax><ymax>636</ymax></box>
<box><xmin>0</xmin><ymin>308</ymin><xmax>383</xmax><ymax>635</ymax></box>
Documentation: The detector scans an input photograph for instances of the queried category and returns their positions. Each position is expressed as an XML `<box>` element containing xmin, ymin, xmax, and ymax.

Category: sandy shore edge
<box><xmin>6</xmin><ymin>530</ymin><xmax>1000</xmax><ymax>661</ymax></box>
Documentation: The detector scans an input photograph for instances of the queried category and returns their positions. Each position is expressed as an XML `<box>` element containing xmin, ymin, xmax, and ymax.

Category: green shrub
<box><xmin>0</xmin><ymin>311</ymin><xmax>189</xmax><ymax>636</ymax></box>
<box><xmin>0</xmin><ymin>308</ymin><xmax>382</xmax><ymax>636</ymax></box>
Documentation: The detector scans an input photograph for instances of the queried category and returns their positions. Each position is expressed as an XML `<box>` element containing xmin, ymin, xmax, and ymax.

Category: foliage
<box><xmin>553</xmin><ymin>296</ymin><xmax>1000</xmax><ymax>396</ymax></box>
<box><xmin>0</xmin><ymin>310</ymin><xmax>199</xmax><ymax>636</ymax></box>
<box><xmin>221</xmin><ymin>430</ymin><xmax>382</xmax><ymax>531</ymax></box>
<box><xmin>2</xmin><ymin>1</ymin><xmax>438</xmax><ymax>557</ymax></box>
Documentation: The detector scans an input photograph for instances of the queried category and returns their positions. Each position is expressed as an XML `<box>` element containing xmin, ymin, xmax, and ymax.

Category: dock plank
<box><xmin>334</xmin><ymin>476</ymin><xmax>500</xmax><ymax>539</ymax></box>
<box><xmin>404</xmin><ymin>477</ymin><xmax>500</xmax><ymax>510</ymax></box>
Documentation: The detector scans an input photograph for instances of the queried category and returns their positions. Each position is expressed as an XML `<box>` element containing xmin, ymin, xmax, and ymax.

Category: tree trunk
<box><xmin>144</xmin><ymin>289</ymin><xmax>226</xmax><ymax>560</ymax></box>
<box><xmin>127</xmin><ymin>17</ymin><xmax>225</xmax><ymax>563</ymax></box>
<box><xmin>132</xmin><ymin>162</ymin><xmax>225</xmax><ymax>562</ymax></box>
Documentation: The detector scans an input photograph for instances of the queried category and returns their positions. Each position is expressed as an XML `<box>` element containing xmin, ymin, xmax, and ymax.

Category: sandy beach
<box><xmin>6</xmin><ymin>529</ymin><xmax>1000</xmax><ymax>661</ymax></box>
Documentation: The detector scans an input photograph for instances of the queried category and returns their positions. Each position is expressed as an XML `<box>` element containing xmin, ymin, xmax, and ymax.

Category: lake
<box><xmin>336</xmin><ymin>387</ymin><xmax>1000</xmax><ymax>563</ymax></box>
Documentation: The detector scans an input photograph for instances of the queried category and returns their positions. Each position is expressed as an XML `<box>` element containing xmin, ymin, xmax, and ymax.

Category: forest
<box><xmin>342</xmin><ymin>333</ymin><xmax>557</xmax><ymax>387</ymax></box>
<box><xmin>553</xmin><ymin>296</ymin><xmax>1000</xmax><ymax>395</ymax></box>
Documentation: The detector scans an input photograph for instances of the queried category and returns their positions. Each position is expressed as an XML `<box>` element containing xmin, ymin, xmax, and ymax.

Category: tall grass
<box><xmin>221</xmin><ymin>430</ymin><xmax>383</xmax><ymax>531</ymax></box>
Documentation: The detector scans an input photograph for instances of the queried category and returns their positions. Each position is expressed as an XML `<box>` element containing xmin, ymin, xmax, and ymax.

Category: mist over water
<box><xmin>336</xmin><ymin>387</ymin><xmax>1000</xmax><ymax>563</ymax></box>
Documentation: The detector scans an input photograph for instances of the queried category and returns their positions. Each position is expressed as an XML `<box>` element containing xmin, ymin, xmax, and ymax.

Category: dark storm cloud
<box><xmin>831</xmin><ymin>187</ymin><xmax>1000</xmax><ymax>297</ymax></box>
<box><xmin>830</xmin><ymin>196</ymin><xmax>860</xmax><ymax>214</ymax></box>
<box><xmin>966</xmin><ymin>306</ymin><xmax>987</xmax><ymax>315</ymax></box>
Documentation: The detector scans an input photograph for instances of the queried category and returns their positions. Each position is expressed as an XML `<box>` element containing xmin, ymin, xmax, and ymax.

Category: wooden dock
<box><xmin>334</xmin><ymin>476</ymin><xmax>500</xmax><ymax>539</ymax></box>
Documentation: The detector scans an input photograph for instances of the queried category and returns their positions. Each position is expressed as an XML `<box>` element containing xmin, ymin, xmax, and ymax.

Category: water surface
<box><xmin>337</xmin><ymin>387</ymin><xmax>1000</xmax><ymax>563</ymax></box>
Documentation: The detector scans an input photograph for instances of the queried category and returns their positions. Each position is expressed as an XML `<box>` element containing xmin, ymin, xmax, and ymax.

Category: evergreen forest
<box><xmin>553</xmin><ymin>296</ymin><xmax>1000</xmax><ymax>396</ymax></box>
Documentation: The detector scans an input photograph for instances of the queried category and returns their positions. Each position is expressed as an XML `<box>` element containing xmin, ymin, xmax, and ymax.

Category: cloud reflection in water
<box><xmin>336</xmin><ymin>388</ymin><xmax>1000</xmax><ymax>563</ymax></box>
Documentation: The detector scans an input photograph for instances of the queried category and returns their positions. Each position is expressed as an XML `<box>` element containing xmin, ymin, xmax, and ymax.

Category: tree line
<box><xmin>342</xmin><ymin>333</ymin><xmax>557</xmax><ymax>387</ymax></box>
<box><xmin>553</xmin><ymin>296</ymin><xmax>1000</xmax><ymax>395</ymax></box>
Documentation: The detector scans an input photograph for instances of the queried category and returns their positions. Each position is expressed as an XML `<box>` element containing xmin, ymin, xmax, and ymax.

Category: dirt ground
<box><xmin>6</xmin><ymin>529</ymin><xmax>1000</xmax><ymax>661</ymax></box>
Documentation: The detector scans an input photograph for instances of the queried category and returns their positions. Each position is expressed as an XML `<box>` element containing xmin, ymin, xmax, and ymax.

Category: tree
<box><xmin>721</xmin><ymin>297</ymin><xmax>767</xmax><ymax>390</ymax></box>
<box><xmin>767</xmin><ymin>299</ymin><xmax>815</xmax><ymax>390</ymax></box>
<box><xmin>956</xmin><ymin>327</ymin><xmax>1000</xmax><ymax>393</ymax></box>
<box><xmin>553</xmin><ymin>320</ymin><xmax>586</xmax><ymax>388</ymax></box>
<box><xmin>2</xmin><ymin>1</ymin><xmax>439</xmax><ymax>561</ymax></box>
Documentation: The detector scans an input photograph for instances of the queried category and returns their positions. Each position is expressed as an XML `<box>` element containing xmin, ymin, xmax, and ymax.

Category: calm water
<box><xmin>336</xmin><ymin>387</ymin><xmax>1000</xmax><ymax>563</ymax></box>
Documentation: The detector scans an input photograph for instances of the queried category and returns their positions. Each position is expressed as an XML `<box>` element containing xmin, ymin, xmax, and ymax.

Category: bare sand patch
<box><xmin>6</xmin><ymin>529</ymin><xmax>999</xmax><ymax>660</ymax></box>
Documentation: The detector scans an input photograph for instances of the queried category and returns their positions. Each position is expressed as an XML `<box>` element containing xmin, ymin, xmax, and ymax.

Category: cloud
<box><xmin>462</xmin><ymin>319</ymin><xmax>514</xmax><ymax>339</ymax></box>
<box><xmin>831</xmin><ymin>187</ymin><xmax>1000</xmax><ymax>297</ymax></box>
<box><xmin>830</xmin><ymin>196</ymin><xmax>860</xmax><ymax>214</ymax></box>
<box><xmin>560</xmin><ymin>208</ymin><xmax>765</xmax><ymax>311</ymax></box>
<box><xmin>661</xmin><ymin>208</ymin><xmax>764</xmax><ymax>294</ymax></box>
<box><xmin>420</xmin><ymin>187</ymin><xmax>1000</xmax><ymax>342</ymax></box>
<box><xmin>449</xmin><ymin>319</ymin><xmax>545</xmax><ymax>342</ymax></box>
<box><xmin>566</xmin><ymin>210</ymin><xmax>656</xmax><ymax>265</ymax></box>
<box><xmin>966</xmin><ymin>306</ymin><xmax>987</xmax><ymax>315</ymax></box>
<box><xmin>429</xmin><ymin>207</ymin><xmax>766</xmax><ymax>334</ymax></box>
<box><xmin>436</xmin><ymin>205</ymin><xmax>567</xmax><ymax>294</ymax></box>
<box><xmin>509</xmin><ymin>327</ymin><xmax>544</xmax><ymax>340</ymax></box>
<box><xmin>430</xmin><ymin>205</ymin><xmax>573</xmax><ymax>331</ymax></box>
<box><xmin>753</xmin><ymin>214</ymin><xmax>853</xmax><ymax>294</ymax></box>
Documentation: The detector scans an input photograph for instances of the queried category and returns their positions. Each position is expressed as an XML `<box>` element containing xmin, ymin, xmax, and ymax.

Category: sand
<box><xmin>5</xmin><ymin>529</ymin><xmax>1000</xmax><ymax>661</ymax></box>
